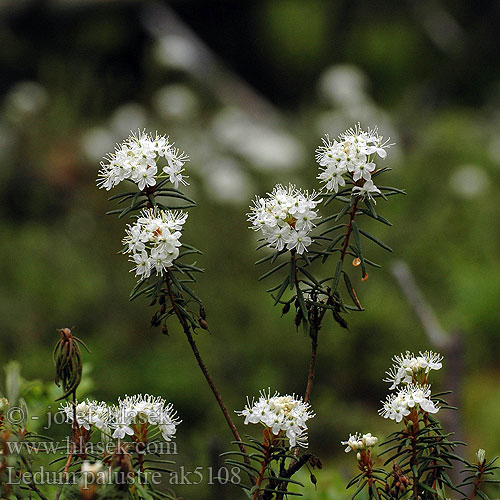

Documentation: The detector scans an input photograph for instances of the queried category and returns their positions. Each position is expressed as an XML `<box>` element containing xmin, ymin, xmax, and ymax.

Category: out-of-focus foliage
<box><xmin>0</xmin><ymin>1</ymin><xmax>499</xmax><ymax>498</ymax></box>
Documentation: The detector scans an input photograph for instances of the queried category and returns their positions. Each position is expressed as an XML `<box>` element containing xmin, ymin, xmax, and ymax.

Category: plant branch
<box><xmin>165</xmin><ymin>273</ymin><xmax>251</xmax><ymax>467</ymax></box>
<box><xmin>340</xmin><ymin>196</ymin><xmax>361</xmax><ymax>264</ymax></box>
<box><xmin>55</xmin><ymin>391</ymin><xmax>77</xmax><ymax>500</ymax></box>
<box><xmin>469</xmin><ymin>465</ymin><xmax>485</xmax><ymax>500</ymax></box>
<box><xmin>304</xmin><ymin>330</ymin><xmax>318</xmax><ymax>405</ymax></box>
<box><xmin>252</xmin><ymin>429</ymin><xmax>274</xmax><ymax>500</ymax></box>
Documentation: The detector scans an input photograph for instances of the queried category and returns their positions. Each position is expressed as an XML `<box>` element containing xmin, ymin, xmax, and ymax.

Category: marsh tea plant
<box><xmin>2</xmin><ymin>124</ymin><xmax>497</xmax><ymax>500</ymax></box>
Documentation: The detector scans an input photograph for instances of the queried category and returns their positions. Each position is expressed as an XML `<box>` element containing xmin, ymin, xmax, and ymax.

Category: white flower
<box><xmin>379</xmin><ymin>383</ymin><xmax>439</xmax><ymax>422</ymax></box>
<box><xmin>287</xmin><ymin>229</ymin><xmax>312</xmax><ymax>254</ymax></box>
<box><xmin>341</xmin><ymin>432</ymin><xmax>378</xmax><ymax>453</ymax></box>
<box><xmin>111</xmin><ymin>394</ymin><xmax>181</xmax><ymax>442</ymax></box>
<box><xmin>384</xmin><ymin>351</ymin><xmax>443</xmax><ymax>390</ymax></box>
<box><xmin>266</xmin><ymin>225</ymin><xmax>292</xmax><ymax>251</ymax></box>
<box><xmin>97</xmin><ymin>130</ymin><xmax>189</xmax><ymax>191</ymax></box>
<box><xmin>316</xmin><ymin>124</ymin><xmax>392</xmax><ymax>195</ymax></box>
<box><xmin>352</xmin><ymin>180</ymin><xmax>381</xmax><ymax>202</ymax></box>
<box><xmin>136</xmin><ymin>164</ymin><xmax>158</xmax><ymax>191</ymax></box>
<box><xmin>59</xmin><ymin>400</ymin><xmax>110</xmax><ymax>433</ymax></box>
<box><xmin>362</xmin><ymin>433</ymin><xmax>378</xmax><ymax>447</ymax></box>
<box><xmin>122</xmin><ymin>208</ymin><xmax>187</xmax><ymax>280</ymax></box>
<box><xmin>247</xmin><ymin>184</ymin><xmax>320</xmax><ymax>255</ymax></box>
<box><xmin>477</xmin><ymin>449</ymin><xmax>486</xmax><ymax>464</ymax></box>
<box><xmin>111</xmin><ymin>422</ymin><xmax>134</xmax><ymax>440</ymax></box>
<box><xmin>341</xmin><ymin>433</ymin><xmax>364</xmax><ymax>453</ymax></box>
<box><xmin>236</xmin><ymin>390</ymin><xmax>315</xmax><ymax>448</ymax></box>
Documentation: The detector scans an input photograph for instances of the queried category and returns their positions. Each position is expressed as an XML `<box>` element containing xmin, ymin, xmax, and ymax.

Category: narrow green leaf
<box><xmin>274</xmin><ymin>276</ymin><xmax>290</xmax><ymax>305</ymax></box>
<box><xmin>335</xmin><ymin>200</ymin><xmax>353</xmax><ymax>222</ymax></box>
<box><xmin>296</xmin><ymin>286</ymin><xmax>308</xmax><ymax>320</ymax></box>
<box><xmin>343</xmin><ymin>272</ymin><xmax>363</xmax><ymax>310</ymax></box>
<box><xmin>378</xmin><ymin>186</ymin><xmax>407</xmax><ymax>195</ymax></box>
<box><xmin>351</xmin><ymin>480</ymin><xmax>368</xmax><ymax>499</ymax></box>
<box><xmin>320</xmin><ymin>223</ymin><xmax>345</xmax><ymax>237</ymax></box>
<box><xmin>258</xmin><ymin>261</ymin><xmax>288</xmax><ymax>281</ymax></box>
<box><xmin>289</xmin><ymin>255</ymin><xmax>296</xmax><ymax>290</ymax></box>
<box><xmin>359</xmin><ymin>209</ymin><xmax>392</xmax><ymax>226</ymax></box>
<box><xmin>322</xmin><ymin>233</ymin><xmax>345</xmax><ymax>263</ymax></box>
<box><xmin>332</xmin><ymin>260</ymin><xmax>343</xmax><ymax>292</ymax></box>
<box><xmin>359</xmin><ymin>228</ymin><xmax>393</xmax><ymax>252</ymax></box>
<box><xmin>297</xmin><ymin>266</ymin><xmax>321</xmax><ymax>287</ymax></box>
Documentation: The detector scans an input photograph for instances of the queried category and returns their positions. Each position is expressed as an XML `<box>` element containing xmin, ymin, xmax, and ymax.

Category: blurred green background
<box><xmin>0</xmin><ymin>0</ymin><xmax>499</xmax><ymax>498</ymax></box>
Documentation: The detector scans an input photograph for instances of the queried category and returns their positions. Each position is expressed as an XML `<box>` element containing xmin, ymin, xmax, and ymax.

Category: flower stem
<box><xmin>304</xmin><ymin>326</ymin><xmax>318</xmax><ymax>404</ymax></box>
<box><xmin>54</xmin><ymin>391</ymin><xmax>77</xmax><ymax>500</ymax></box>
<box><xmin>165</xmin><ymin>273</ymin><xmax>250</xmax><ymax>467</ymax></box>
<box><xmin>469</xmin><ymin>466</ymin><xmax>485</xmax><ymax>500</ymax></box>
<box><xmin>252</xmin><ymin>429</ymin><xmax>273</xmax><ymax>500</ymax></box>
<box><xmin>340</xmin><ymin>196</ymin><xmax>361</xmax><ymax>264</ymax></box>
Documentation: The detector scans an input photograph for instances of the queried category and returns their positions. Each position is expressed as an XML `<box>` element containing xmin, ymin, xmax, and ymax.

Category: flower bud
<box><xmin>199</xmin><ymin>306</ymin><xmax>206</xmax><ymax>320</ymax></box>
<box><xmin>477</xmin><ymin>448</ymin><xmax>486</xmax><ymax>464</ymax></box>
<box><xmin>281</xmin><ymin>302</ymin><xmax>291</xmax><ymax>315</ymax></box>
<box><xmin>362</xmin><ymin>433</ymin><xmax>378</xmax><ymax>447</ymax></box>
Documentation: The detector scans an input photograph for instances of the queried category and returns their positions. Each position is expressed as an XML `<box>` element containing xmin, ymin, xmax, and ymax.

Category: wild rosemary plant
<box><xmin>97</xmin><ymin>130</ymin><xmax>248</xmax><ymax>463</ymax></box>
<box><xmin>343</xmin><ymin>351</ymin><xmax>499</xmax><ymax>500</ymax></box>
<box><xmin>221</xmin><ymin>123</ymin><xmax>404</xmax><ymax>499</ymax></box>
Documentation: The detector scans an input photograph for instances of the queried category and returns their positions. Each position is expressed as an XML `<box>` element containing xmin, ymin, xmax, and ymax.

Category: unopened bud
<box><xmin>310</xmin><ymin>473</ymin><xmax>317</xmax><ymax>486</ymax></box>
<box><xmin>295</xmin><ymin>306</ymin><xmax>303</xmax><ymax>327</ymax></box>
<box><xmin>281</xmin><ymin>302</ymin><xmax>291</xmax><ymax>316</ymax></box>
<box><xmin>199</xmin><ymin>306</ymin><xmax>206</xmax><ymax>320</ymax></box>
<box><xmin>477</xmin><ymin>449</ymin><xmax>486</xmax><ymax>464</ymax></box>
<box><xmin>362</xmin><ymin>433</ymin><xmax>378</xmax><ymax>447</ymax></box>
<box><xmin>162</xmin><ymin>325</ymin><xmax>169</xmax><ymax>336</ymax></box>
<box><xmin>199</xmin><ymin>318</ymin><xmax>209</xmax><ymax>330</ymax></box>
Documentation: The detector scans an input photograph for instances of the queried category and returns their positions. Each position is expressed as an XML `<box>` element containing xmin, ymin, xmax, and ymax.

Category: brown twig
<box><xmin>165</xmin><ymin>273</ymin><xmax>251</xmax><ymax>467</ymax></box>
<box><xmin>340</xmin><ymin>196</ymin><xmax>361</xmax><ymax>264</ymax></box>
<box><xmin>55</xmin><ymin>391</ymin><xmax>77</xmax><ymax>500</ymax></box>
<box><xmin>252</xmin><ymin>429</ymin><xmax>274</xmax><ymax>500</ymax></box>
<box><xmin>304</xmin><ymin>331</ymin><xmax>318</xmax><ymax>405</ymax></box>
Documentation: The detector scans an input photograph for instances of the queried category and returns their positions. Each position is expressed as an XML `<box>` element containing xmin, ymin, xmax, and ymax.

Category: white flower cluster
<box><xmin>60</xmin><ymin>399</ymin><xmax>110</xmax><ymax>432</ymax></box>
<box><xmin>341</xmin><ymin>432</ymin><xmax>378</xmax><ymax>453</ymax></box>
<box><xmin>236</xmin><ymin>390</ymin><xmax>315</xmax><ymax>448</ymax></box>
<box><xmin>60</xmin><ymin>394</ymin><xmax>180</xmax><ymax>442</ymax></box>
<box><xmin>315</xmin><ymin>124</ymin><xmax>391</xmax><ymax>201</ymax></box>
<box><xmin>122</xmin><ymin>208</ymin><xmax>188</xmax><ymax>279</ymax></box>
<box><xmin>247</xmin><ymin>184</ymin><xmax>320</xmax><ymax>254</ymax></box>
<box><xmin>384</xmin><ymin>351</ymin><xmax>443</xmax><ymax>390</ymax></box>
<box><xmin>379</xmin><ymin>382</ymin><xmax>439</xmax><ymax>423</ymax></box>
<box><xmin>379</xmin><ymin>351</ymin><xmax>442</xmax><ymax>423</ymax></box>
<box><xmin>97</xmin><ymin>131</ymin><xmax>189</xmax><ymax>191</ymax></box>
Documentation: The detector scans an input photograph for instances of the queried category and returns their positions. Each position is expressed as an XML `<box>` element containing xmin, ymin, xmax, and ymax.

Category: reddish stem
<box><xmin>165</xmin><ymin>274</ymin><xmax>251</xmax><ymax>468</ymax></box>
